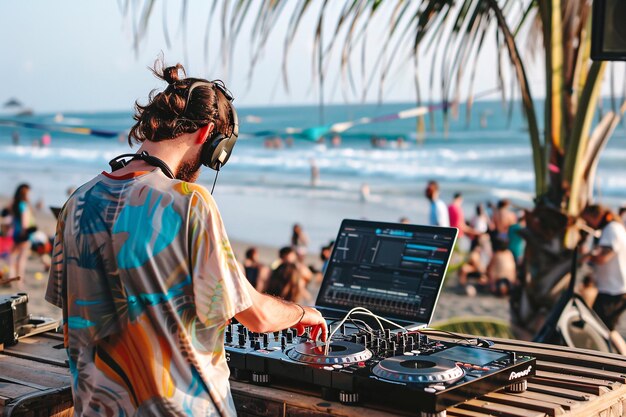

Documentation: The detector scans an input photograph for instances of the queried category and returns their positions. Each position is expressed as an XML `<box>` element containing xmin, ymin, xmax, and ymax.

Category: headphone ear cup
<box><xmin>201</xmin><ymin>135</ymin><xmax>231</xmax><ymax>171</ymax></box>
<box><xmin>200</xmin><ymin>125</ymin><xmax>238</xmax><ymax>170</ymax></box>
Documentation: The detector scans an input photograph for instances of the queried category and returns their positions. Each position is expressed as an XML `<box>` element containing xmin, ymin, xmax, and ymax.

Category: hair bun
<box><xmin>162</xmin><ymin>63</ymin><xmax>184</xmax><ymax>85</ymax></box>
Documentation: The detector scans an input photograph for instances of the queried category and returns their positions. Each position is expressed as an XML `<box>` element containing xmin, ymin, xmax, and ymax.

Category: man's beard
<box><xmin>176</xmin><ymin>153</ymin><xmax>202</xmax><ymax>182</ymax></box>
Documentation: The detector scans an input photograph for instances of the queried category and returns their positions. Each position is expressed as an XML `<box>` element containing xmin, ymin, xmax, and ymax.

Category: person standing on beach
<box><xmin>492</xmin><ymin>199</ymin><xmax>516</xmax><ymax>243</ymax></box>
<box><xmin>425</xmin><ymin>180</ymin><xmax>449</xmax><ymax>227</ymax></box>
<box><xmin>448</xmin><ymin>192</ymin><xmax>476</xmax><ymax>239</ymax></box>
<box><xmin>9</xmin><ymin>183</ymin><xmax>37</xmax><ymax>288</ymax></box>
<box><xmin>581</xmin><ymin>204</ymin><xmax>626</xmax><ymax>331</ymax></box>
<box><xmin>45</xmin><ymin>61</ymin><xmax>326</xmax><ymax>417</ymax></box>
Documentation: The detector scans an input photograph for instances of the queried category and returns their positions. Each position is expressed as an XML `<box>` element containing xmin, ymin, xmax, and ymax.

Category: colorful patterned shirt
<box><xmin>45</xmin><ymin>169</ymin><xmax>252</xmax><ymax>416</ymax></box>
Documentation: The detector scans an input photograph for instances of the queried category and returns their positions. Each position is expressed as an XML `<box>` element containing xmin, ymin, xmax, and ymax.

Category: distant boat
<box><xmin>2</xmin><ymin>97</ymin><xmax>33</xmax><ymax>116</ymax></box>
<box><xmin>3</xmin><ymin>97</ymin><xmax>23</xmax><ymax>108</ymax></box>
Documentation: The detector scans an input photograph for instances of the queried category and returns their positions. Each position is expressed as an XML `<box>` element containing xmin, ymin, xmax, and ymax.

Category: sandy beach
<box><xmin>2</xmin><ymin>195</ymin><xmax>626</xmax><ymax>342</ymax></box>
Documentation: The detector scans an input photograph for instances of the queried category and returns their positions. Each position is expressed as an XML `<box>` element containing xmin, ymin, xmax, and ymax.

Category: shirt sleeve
<box><xmin>599</xmin><ymin>222</ymin><xmax>622</xmax><ymax>252</ymax></box>
<box><xmin>437</xmin><ymin>201</ymin><xmax>450</xmax><ymax>227</ymax></box>
<box><xmin>45</xmin><ymin>204</ymin><xmax>67</xmax><ymax>308</ymax></box>
<box><xmin>188</xmin><ymin>188</ymin><xmax>252</xmax><ymax>327</ymax></box>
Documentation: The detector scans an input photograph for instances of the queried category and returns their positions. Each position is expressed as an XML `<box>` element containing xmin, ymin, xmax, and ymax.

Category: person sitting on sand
<box><xmin>266</xmin><ymin>262</ymin><xmax>312</xmax><ymax>304</ymax></box>
<box><xmin>487</xmin><ymin>238</ymin><xmax>517</xmax><ymax>296</ymax></box>
<box><xmin>243</xmin><ymin>246</ymin><xmax>270</xmax><ymax>292</ymax></box>
<box><xmin>272</xmin><ymin>246</ymin><xmax>314</xmax><ymax>284</ymax></box>
<box><xmin>458</xmin><ymin>233</ymin><xmax>491</xmax><ymax>296</ymax></box>
<box><xmin>45</xmin><ymin>60</ymin><xmax>326</xmax><ymax>417</ymax></box>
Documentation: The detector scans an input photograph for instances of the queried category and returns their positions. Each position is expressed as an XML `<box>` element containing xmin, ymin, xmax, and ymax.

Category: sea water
<box><xmin>1</xmin><ymin>100</ymin><xmax>625</xmax><ymax>252</ymax></box>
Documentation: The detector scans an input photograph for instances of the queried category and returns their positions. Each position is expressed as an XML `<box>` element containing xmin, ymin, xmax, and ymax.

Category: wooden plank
<box><xmin>531</xmin><ymin>377</ymin><xmax>608</xmax><ymax>396</ymax></box>
<box><xmin>0</xmin><ymin>376</ymin><xmax>49</xmax><ymax>390</ymax></box>
<box><xmin>0</xmin><ymin>382</ymin><xmax>39</xmax><ymax>406</ymax></box>
<box><xmin>485</xmin><ymin>336</ymin><xmax>626</xmax><ymax>363</ymax></box>
<box><xmin>537</xmin><ymin>361</ymin><xmax>626</xmax><ymax>383</ymax></box>
<box><xmin>508</xmin><ymin>390</ymin><xmax>584</xmax><ymax>411</ymax></box>
<box><xmin>0</xmin><ymin>356</ymin><xmax>70</xmax><ymax>389</ymax></box>
<box><xmin>535</xmin><ymin>370</ymin><xmax>619</xmax><ymax>389</ymax></box>
<box><xmin>457</xmin><ymin>398</ymin><xmax>546</xmax><ymax>417</ymax></box>
<box><xmin>490</xmin><ymin>344</ymin><xmax>626</xmax><ymax>373</ymax></box>
<box><xmin>482</xmin><ymin>392</ymin><xmax>565</xmax><ymax>416</ymax></box>
<box><xmin>232</xmin><ymin>393</ymin><xmax>284</xmax><ymax>417</ymax></box>
<box><xmin>3</xmin><ymin>337</ymin><xmax>68</xmax><ymax>368</ymax></box>
<box><xmin>448</xmin><ymin>409</ymin><xmax>498</xmax><ymax>417</ymax></box>
<box><xmin>231</xmin><ymin>381</ymin><xmax>402</xmax><ymax>416</ymax></box>
<box><xmin>527</xmin><ymin>382</ymin><xmax>595</xmax><ymax>402</ymax></box>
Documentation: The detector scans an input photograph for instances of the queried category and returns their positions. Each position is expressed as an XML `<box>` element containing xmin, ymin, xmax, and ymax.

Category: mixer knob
<box><xmin>339</xmin><ymin>391</ymin><xmax>360</xmax><ymax>405</ymax></box>
<box><xmin>509</xmin><ymin>351</ymin><xmax>517</xmax><ymax>363</ymax></box>
<box><xmin>249</xmin><ymin>338</ymin><xmax>256</xmax><ymax>348</ymax></box>
<box><xmin>384</xmin><ymin>329</ymin><xmax>391</xmax><ymax>339</ymax></box>
<box><xmin>421</xmin><ymin>334</ymin><xmax>429</xmax><ymax>346</ymax></box>
<box><xmin>281</xmin><ymin>329</ymin><xmax>289</xmax><ymax>336</ymax></box>
<box><xmin>350</xmin><ymin>334</ymin><xmax>358</xmax><ymax>343</ymax></box>
<box><xmin>238</xmin><ymin>333</ymin><xmax>245</xmax><ymax>347</ymax></box>
<box><xmin>252</xmin><ymin>372</ymin><xmax>270</xmax><ymax>385</ymax></box>
<box><xmin>408</xmin><ymin>335</ymin><xmax>415</xmax><ymax>348</ymax></box>
<box><xmin>238</xmin><ymin>325</ymin><xmax>246</xmax><ymax>335</ymax></box>
<box><xmin>358</xmin><ymin>335</ymin><xmax>367</xmax><ymax>345</ymax></box>
<box><xmin>340</xmin><ymin>324</ymin><xmax>346</xmax><ymax>335</ymax></box>
<box><xmin>254</xmin><ymin>340</ymin><xmax>261</xmax><ymax>350</ymax></box>
<box><xmin>389</xmin><ymin>341</ymin><xmax>397</xmax><ymax>353</ymax></box>
<box><xmin>380</xmin><ymin>340</ymin><xmax>388</xmax><ymax>351</ymax></box>
<box><xmin>263</xmin><ymin>333</ymin><xmax>269</xmax><ymax>347</ymax></box>
<box><xmin>287</xmin><ymin>332</ymin><xmax>294</xmax><ymax>343</ymax></box>
<box><xmin>225</xmin><ymin>330</ymin><xmax>232</xmax><ymax>343</ymax></box>
<box><xmin>373</xmin><ymin>338</ymin><xmax>381</xmax><ymax>351</ymax></box>
<box><xmin>291</xmin><ymin>328</ymin><xmax>298</xmax><ymax>338</ymax></box>
<box><xmin>281</xmin><ymin>336</ymin><xmax>287</xmax><ymax>349</ymax></box>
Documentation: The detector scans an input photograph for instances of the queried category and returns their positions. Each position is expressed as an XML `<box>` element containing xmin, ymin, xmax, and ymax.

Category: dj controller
<box><xmin>225</xmin><ymin>321</ymin><xmax>536</xmax><ymax>417</ymax></box>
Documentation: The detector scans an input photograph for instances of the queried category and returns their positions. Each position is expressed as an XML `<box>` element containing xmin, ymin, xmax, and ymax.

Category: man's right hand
<box><xmin>293</xmin><ymin>306</ymin><xmax>327</xmax><ymax>342</ymax></box>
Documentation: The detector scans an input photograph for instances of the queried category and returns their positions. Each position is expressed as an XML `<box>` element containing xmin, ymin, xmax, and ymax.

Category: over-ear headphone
<box><xmin>109</xmin><ymin>151</ymin><xmax>175</xmax><ymax>179</ymax></box>
<box><xmin>184</xmin><ymin>80</ymin><xmax>239</xmax><ymax>171</ymax></box>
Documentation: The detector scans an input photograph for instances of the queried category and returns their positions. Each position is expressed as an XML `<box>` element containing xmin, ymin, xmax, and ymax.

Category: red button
<box><xmin>358</xmin><ymin>362</ymin><xmax>366</xmax><ymax>367</ymax></box>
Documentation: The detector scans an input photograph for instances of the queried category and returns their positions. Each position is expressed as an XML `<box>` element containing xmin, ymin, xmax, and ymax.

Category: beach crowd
<box><xmin>2</xmin><ymin>178</ymin><xmax>626</xmax><ymax>333</ymax></box>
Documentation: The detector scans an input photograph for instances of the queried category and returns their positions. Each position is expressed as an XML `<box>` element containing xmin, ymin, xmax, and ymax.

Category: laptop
<box><xmin>315</xmin><ymin>219</ymin><xmax>458</xmax><ymax>331</ymax></box>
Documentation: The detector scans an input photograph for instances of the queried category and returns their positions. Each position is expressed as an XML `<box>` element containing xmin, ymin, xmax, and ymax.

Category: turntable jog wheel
<box><xmin>287</xmin><ymin>340</ymin><xmax>372</xmax><ymax>365</ymax></box>
<box><xmin>372</xmin><ymin>356</ymin><xmax>465</xmax><ymax>384</ymax></box>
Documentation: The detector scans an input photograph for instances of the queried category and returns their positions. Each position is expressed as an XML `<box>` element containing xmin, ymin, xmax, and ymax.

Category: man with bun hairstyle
<box><xmin>581</xmin><ymin>204</ymin><xmax>626</xmax><ymax>330</ymax></box>
<box><xmin>45</xmin><ymin>60</ymin><xmax>326</xmax><ymax>416</ymax></box>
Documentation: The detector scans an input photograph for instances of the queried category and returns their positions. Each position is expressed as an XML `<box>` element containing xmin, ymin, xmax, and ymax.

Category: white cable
<box><xmin>323</xmin><ymin>307</ymin><xmax>409</xmax><ymax>355</ymax></box>
<box><xmin>324</xmin><ymin>307</ymin><xmax>382</xmax><ymax>354</ymax></box>
<box><xmin>350</xmin><ymin>312</ymin><xmax>408</xmax><ymax>332</ymax></box>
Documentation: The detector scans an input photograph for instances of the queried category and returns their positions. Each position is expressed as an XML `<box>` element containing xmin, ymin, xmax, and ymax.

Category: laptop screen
<box><xmin>316</xmin><ymin>219</ymin><xmax>458</xmax><ymax>326</ymax></box>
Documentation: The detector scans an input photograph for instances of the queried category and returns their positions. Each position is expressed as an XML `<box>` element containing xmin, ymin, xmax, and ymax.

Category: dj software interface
<box><xmin>318</xmin><ymin>223</ymin><xmax>456</xmax><ymax>322</ymax></box>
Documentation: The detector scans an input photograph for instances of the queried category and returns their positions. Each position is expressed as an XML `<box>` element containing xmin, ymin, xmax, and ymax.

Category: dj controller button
<box><xmin>358</xmin><ymin>361</ymin><xmax>366</xmax><ymax>367</ymax></box>
<box><xmin>332</xmin><ymin>364</ymin><xmax>343</xmax><ymax>369</ymax></box>
<box><xmin>411</xmin><ymin>350</ymin><xmax>421</xmax><ymax>354</ymax></box>
<box><xmin>472</xmin><ymin>365</ymin><xmax>481</xmax><ymax>370</ymax></box>
<box><xmin>323</xmin><ymin>366</ymin><xmax>334</xmax><ymax>371</ymax></box>
<box><xmin>424</xmin><ymin>387</ymin><xmax>436</xmax><ymax>393</ymax></box>
<box><xmin>403</xmin><ymin>352</ymin><xmax>414</xmax><ymax>356</ymax></box>
<box><xmin>432</xmin><ymin>385</ymin><xmax>446</xmax><ymax>391</ymax></box>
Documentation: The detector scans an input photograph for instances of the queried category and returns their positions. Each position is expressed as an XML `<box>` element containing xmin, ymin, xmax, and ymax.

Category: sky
<box><xmin>0</xmin><ymin>1</ymin><xmax>621</xmax><ymax>113</ymax></box>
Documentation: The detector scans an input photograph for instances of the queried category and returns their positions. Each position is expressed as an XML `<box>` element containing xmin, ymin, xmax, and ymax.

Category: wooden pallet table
<box><xmin>0</xmin><ymin>333</ymin><xmax>625</xmax><ymax>417</ymax></box>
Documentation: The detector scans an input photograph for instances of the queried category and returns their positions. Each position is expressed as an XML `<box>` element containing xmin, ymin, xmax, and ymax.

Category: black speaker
<box><xmin>592</xmin><ymin>0</ymin><xmax>626</xmax><ymax>61</ymax></box>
